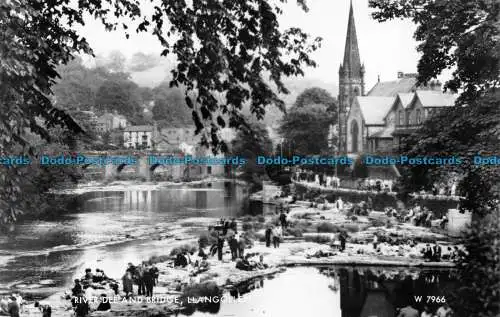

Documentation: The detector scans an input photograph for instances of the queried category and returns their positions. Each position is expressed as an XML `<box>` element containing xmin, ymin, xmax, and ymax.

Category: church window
<box><xmin>398</xmin><ymin>110</ymin><xmax>404</xmax><ymax>125</ymax></box>
<box><xmin>416</xmin><ymin>109</ymin><xmax>422</xmax><ymax>124</ymax></box>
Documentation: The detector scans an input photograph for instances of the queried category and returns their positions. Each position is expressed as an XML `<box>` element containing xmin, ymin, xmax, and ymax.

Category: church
<box><xmin>337</xmin><ymin>1</ymin><xmax>457</xmax><ymax>154</ymax></box>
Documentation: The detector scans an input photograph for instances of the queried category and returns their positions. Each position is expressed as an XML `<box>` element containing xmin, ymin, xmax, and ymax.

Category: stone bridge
<box><xmin>78</xmin><ymin>151</ymin><xmax>227</xmax><ymax>181</ymax></box>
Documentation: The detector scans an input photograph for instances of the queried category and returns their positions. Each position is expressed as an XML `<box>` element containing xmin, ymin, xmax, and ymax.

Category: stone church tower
<box><xmin>338</xmin><ymin>1</ymin><xmax>365</xmax><ymax>153</ymax></box>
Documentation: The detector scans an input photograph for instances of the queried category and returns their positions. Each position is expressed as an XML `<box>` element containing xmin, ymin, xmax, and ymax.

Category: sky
<box><xmin>78</xmin><ymin>0</ymin><xmax>450</xmax><ymax>91</ymax></box>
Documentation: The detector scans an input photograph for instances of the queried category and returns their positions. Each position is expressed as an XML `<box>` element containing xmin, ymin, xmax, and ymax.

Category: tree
<box><xmin>293</xmin><ymin>87</ymin><xmax>337</xmax><ymax>111</ymax></box>
<box><xmin>0</xmin><ymin>0</ymin><xmax>319</xmax><ymax>224</ymax></box>
<box><xmin>95</xmin><ymin>78</ymin><xmax>141</xmax><ymax>117</ymax></box>
<box><xmin>230</xmin><ymin>120</ymin><xmax>273</xmax><ymax>184</ymax></box>
<box><xmin>279</xmin><ymin>103</ymin><xmax>336</xmax><ymax>156</ymax></box>
<box><xmin>370</xmin><ymin>1</ymin><xmax>500</xmax><ymax>316</ymax></box>
<box><xmin>129</xmin><ymin>52</ymin><xmax>162</xmax><ymax>72</ymax></box>
<box><xmin>369</xmin><ymin>0</ymin><xmax>499</xmax><ymax>104</ymax></box>
<box><xmin>106</xmin><ymin>50</ymin><xmax>127</xmax><ymax>73</ymax></box>
<box><xmin>152</xmin><ymin>84</ymin><xmax>191</xmax><ymax>126</ymax></box>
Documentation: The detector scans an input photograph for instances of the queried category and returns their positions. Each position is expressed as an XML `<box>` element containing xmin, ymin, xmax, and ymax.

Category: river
<box><xmin>0</xmin><ymin>180</ymin><xmax>459</xmax><ymax>317</ymax></box>
<box><xmin>0</xmin><ymin>180</ymin><xmax>251</xmax><ymax>299</ymax></box>
<box><xmin>182</xmin><ymin>266</ymin><xmax>458</xmax><ymax>317</ymax></box>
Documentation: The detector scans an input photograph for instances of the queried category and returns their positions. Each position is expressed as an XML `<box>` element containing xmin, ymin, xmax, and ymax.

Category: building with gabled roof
<box><xmin>338</xmin><ymin>2</ymin><xmax>456</xmax><ymax>155</ymax></box>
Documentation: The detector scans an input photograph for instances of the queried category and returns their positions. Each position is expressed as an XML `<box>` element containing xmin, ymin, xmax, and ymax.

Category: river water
<box><xmin>0</xmin><ymin>181</ymin><xmax>250</xmax><ymax>298</ymax></box>
<box><xmin>0</xmin><ymin>180</ymin><xmax>458</xmax><ymax>317</ymax></box>
<box><xmin>183</xmin><ymin>266</ymin><xmax>458</xmax><ymax>317</ymax></box>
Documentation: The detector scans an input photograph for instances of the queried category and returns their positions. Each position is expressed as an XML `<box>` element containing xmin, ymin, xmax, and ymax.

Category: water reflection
<box><xmin>184</xmin><ymin>267</ymin><xmax>456</xmax><ymax>317</ymax></box>
<box><xmin>0</xmin><ymin>182</ymin><xmax>249</xmax><ymax>297</ymax></box>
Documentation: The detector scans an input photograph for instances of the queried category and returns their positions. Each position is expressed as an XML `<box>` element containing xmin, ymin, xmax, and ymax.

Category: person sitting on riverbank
<box><xmin>235</xmin><ymin>257</ymin><xmax>253</xmax><ymax>271</ymax></box>
<box><xmin>83</xmin><ymin>268</ymin><xmax>93</xmax><ymax>282</ymax></box>
<box><xmin>72</xmin><ymin>279</ymin><xmax>83</xmax><ymax>297</ymax></box>
<box><xmin>96</xmin><ymin>294</ymin><xmax>111</xmax><ymax>311</ymax></box>
<box><xmin>174</xmin><ymin>252</ymin><xmax>190</xmax><ymax>267</ymax></box>
<box><xmin>34</xmin><ymin>301</ymin><xmax>52</xmax><ymax>317</ymax></box>
<box><xmin>397</xmin><ymin>303</ymin><xmax>419</xmax><ymax>317</ymax></box>
<box><xmin>436</xmin><ymin>303</ymin><xmax>453</xmax><ymax>317</ymax></box>
<box><xmin>7</xmin><ymin>296</ymin><xmax>20</xmax><ymax>317</ymax></box>
<box><xmin>73</xmin><ymin>293</ymin><xmax>89</xmax><ymax>317</ymax></box>
<box><xmin>255</xmin><ymin>255</ymin><xmax>268</xmax><ymax>269</ymax></box>
<box><xmin>92</xmin><ymin>268</ymin><xmax>107</xmax><ymax>283</ymax></box>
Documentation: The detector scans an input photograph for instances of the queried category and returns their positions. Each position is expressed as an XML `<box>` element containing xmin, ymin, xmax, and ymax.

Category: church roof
<box><xmin>397</xmin><ymin>93</ymin><xmax>415</xmax><ymax>109</ymax></box>
<box><xmin>414</xmin><ymin>90</ymin><xmax>457</xmax><ymax>108</ymax></box>
<box><xmin>357</xmin><ymin>96</ymin><xmax>395</xmax><ymax>125</ymax></box>
<box><xmin>367</xmin><ymin>78</ymin><xmax>418</xmax><ymax>96</ymax></box>
<box><xmin>369</xmin><ymin>126</ymin><xmax>395</xmax><ymax>139</ymax></box>
<box><xmin>341</xmin><ymin>1</ymin><xmax>362</xmax><ymax>77</ymax></box>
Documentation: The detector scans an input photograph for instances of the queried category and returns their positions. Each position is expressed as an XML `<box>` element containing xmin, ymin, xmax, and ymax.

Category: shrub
<box><xmin>257</xmin><ymin>215</ymin><xmax>266</xmax><ymax>223</ymax></box>
<box><xmin>198</xmin><ymin>232</ymin><xmax>217</xmax><ymax>249</ymax></box>
<box><xmin>286</xmin><ymin>227</ymin><xmax>304</xmax><ymax>237</ymax></box>
<box><xmin>305</xmin><ymin>235</ymin><xmax>332</xmax><ymax>244</ymax></box>
<box><xmin>252</xmin><ymin>222</ymin><xmax>265</xmax><ymax>231</ymax></box>
<box><xmin>343</xmin><ymin>224</ymin><xmax>360</xmax><ymax>233</ymax></box>
<box><xmin>351</xmin><ymin>216</ymin><xmax>358</xmax><ymax>221</ymax></box>
<box><xmin>242</xmin><ymin>222</ymin><xmax>253</xmax><ymax>231</ymax></box>
<box><xmin>243</xmin><ymin>216</ymin><xmax>253</xmax><ymax>222</ymax></box>
<box><xmin>148</xmin><ymin>255</ymin><xmax>170</xmax><ymax>264</ymax></box>
<box><xmin>369</xmin><ymin>218</ymin><xmax>385</xmax><ymax>227</ymax></box>
<box><xmin>254</xmin><ymin>232</ymin><xmax>266</xmax><ymax>242</ymax></box>
<box><xmin>316</xmin><ymin>222</ymin><xmax>340</xmax><ymax>233</ymax></box>
<box><xmin>180</xmin><ymin>281</ymin><xmax>222</xmax><ymax>314</ymax></box>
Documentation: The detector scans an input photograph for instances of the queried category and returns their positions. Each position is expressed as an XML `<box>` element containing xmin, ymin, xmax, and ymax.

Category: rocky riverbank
<box><xmin>24</xmin><ymin>198</ymin><xmax>459</xmax><ymax>317</ymax></box>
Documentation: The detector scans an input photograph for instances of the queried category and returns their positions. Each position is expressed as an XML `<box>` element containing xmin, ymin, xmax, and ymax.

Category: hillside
<box><xmin>128</xmin><ymin>61</ymin><xmax>338</xmax><ymax>143</ymax></box>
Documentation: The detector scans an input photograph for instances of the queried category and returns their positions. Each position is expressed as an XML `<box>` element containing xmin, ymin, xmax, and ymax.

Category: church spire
<box><xmin>342</xmin><ymin>0</ymin><xmax>362</xmax><ymax>78</ymax></box>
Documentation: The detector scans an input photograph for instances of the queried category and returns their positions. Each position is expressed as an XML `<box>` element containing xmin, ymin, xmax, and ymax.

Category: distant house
<box><xmin>346</xmin><ymin>89</ymin><xmax>457</xmax><ymax>154</ymax></box>
<box><xmin>96</xmin><ymin>112</ymin><xmax>128</xmax><ymax>133</ymax></box>
<box><xmin>71</xmin><ymin>110</ymin><xmax>99</xmax><ymax>131</ymax></box>
<box><xmin>392</xmin><ymin>90</ymin><xmax>457</xmax><ymax>152</ymax></box>
<box><xmin>123</xmin><ymin>125</ymin><xmax>157</xmax><ymax>149</ymax></box>
<box><xmin>155</xmin><ymin>126</ymin><xmax>198</xmax><ymax>151</ymax></box>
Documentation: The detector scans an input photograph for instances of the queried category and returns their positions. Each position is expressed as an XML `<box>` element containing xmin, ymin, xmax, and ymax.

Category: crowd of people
<box><xmin>67</xmin><ymin>267</ymin><xmax>122</xmax><ymax>316</ymax></box>
<box><xmin>294</xmin><ymin>170</ymin><xmax>341</xmax><ymax>188</ymax></box>
<box><xmin>397</xmin><ymin>303</ymin><xmax>454</xmax><ymax>317</ymax></box>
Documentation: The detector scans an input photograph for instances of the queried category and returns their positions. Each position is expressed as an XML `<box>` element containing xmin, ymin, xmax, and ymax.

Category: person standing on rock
<box><xmin>265</xmin><ymin>227</ymin><xmax>272</xmax><ymax>247</ymax></box>
<box><xmin>229</xmin><ymin>235</ymin><xmax>239</xmax><ymax>260</ymax></box>
<box><xmin>279</xmin><ymin>211</ymin><xmax>287</xmax><ymax>229</ymax></box>
<box><xmin>230</xmin><ymin>218</ymin><xmax>238</xmax><ymax>233</ymax></box>
<box><xmin>136</xmin><ymin>263</ymin><xmax>146</xmax><ymax>296</ymax></box>
<box><xmin>272</xmin><ymin>225</ymin><xmax>282</xmax><ymax>248</ymax></box>
<box><xmin>122</xmin><ymin>271</ymin><xmax>134</xmax><ymax>299</ymax></box>
<box><xmin>238</xmin><ymin>234</ymin><xmax>246</xmax><ymax>258</ymax></box>
<box><xmin>143</xmin><ymin>264</ymin><xmax>155</xmax><ymax>297</ymax></box>
<box><xmin>339</xmin><ymin>230</ymin><xmax>348</xmax><ymax>252</ymax></box>
<box><xmin>217</xmin><ymin>233</ymin><xmax>224</xmax><ymax>261</ymax></box>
